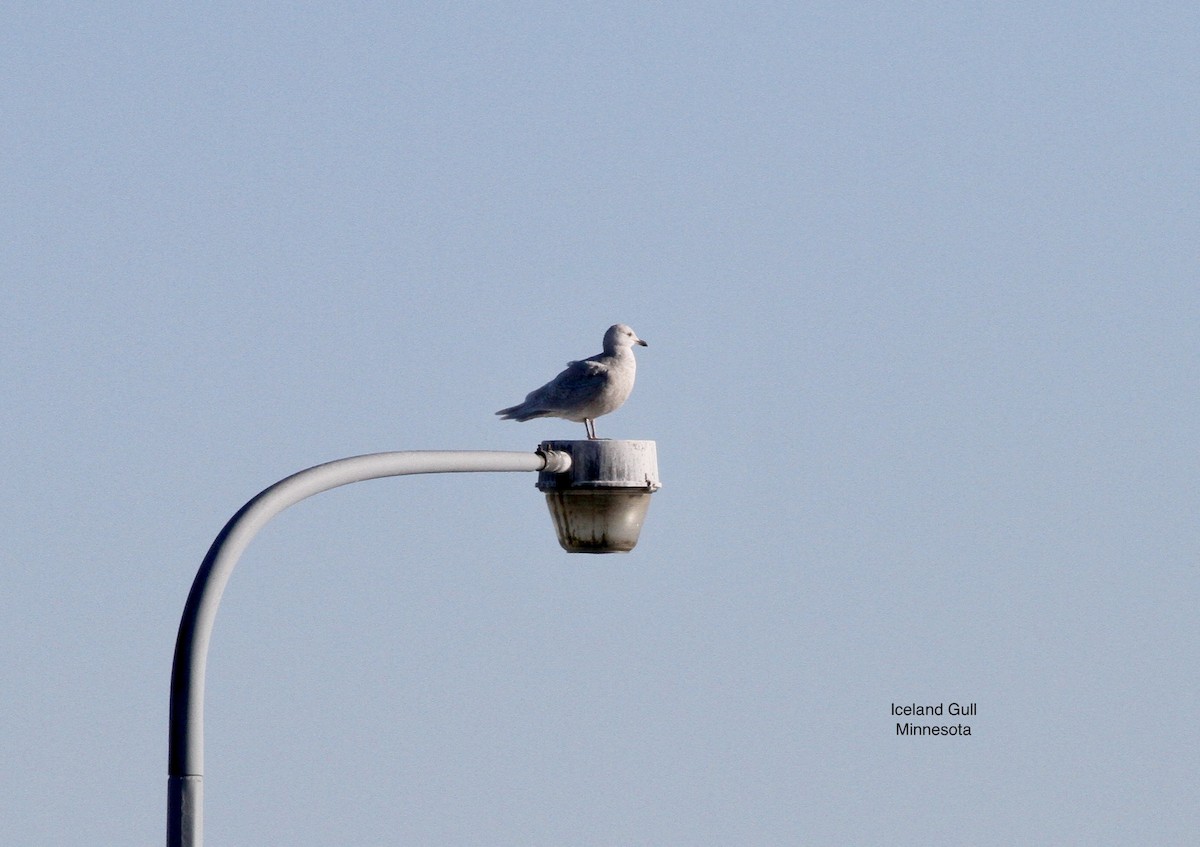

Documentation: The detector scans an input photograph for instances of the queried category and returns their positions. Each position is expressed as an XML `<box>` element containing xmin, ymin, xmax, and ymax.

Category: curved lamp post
<box><xmin>167</xmin><ymin>442</ymin><xmax>659</xmax><ymax>847</ymax></box>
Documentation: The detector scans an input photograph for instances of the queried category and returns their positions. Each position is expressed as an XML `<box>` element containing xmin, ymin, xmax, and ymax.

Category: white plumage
<box><xmin>496</xmin><ymin>324</ymin><xmax>647</xmax><ymax>439</ymax></box>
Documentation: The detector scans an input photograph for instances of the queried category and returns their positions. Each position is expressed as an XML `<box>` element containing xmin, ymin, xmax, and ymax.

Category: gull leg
<box><xmin>585</xmin><ymin>418</ymin><xmax>596</xmax><ymax>439</ymax></box>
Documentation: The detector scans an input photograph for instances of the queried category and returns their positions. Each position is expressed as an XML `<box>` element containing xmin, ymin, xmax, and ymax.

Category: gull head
<box><xmin>603</xmin><ymin>324</ymin><xmax>648</xmax><ymax>354</ymax></box>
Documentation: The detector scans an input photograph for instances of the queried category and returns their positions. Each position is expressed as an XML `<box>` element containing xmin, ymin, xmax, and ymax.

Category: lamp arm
<box><xmin>167</xmin><ymin>449</ymin><xmax>569</xmax><ymax>847</ymax></box>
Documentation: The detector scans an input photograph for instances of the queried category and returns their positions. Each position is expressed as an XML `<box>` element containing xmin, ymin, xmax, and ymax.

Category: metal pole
<box><xmin>166</xmin><ymin>449</ymin><xmax>571</xmax><ymax>847</ymax></box>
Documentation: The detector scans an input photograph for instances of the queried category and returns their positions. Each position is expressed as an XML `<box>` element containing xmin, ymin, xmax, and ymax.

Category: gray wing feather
<box><xmin>496</xmin><ymin>358</ymin><xmax>608</xmax><ymax>420</ymax></box>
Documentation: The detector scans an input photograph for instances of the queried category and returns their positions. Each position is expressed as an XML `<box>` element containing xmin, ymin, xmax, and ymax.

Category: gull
<box><xmin>496</xmin><ymin>324</ymin><xmax>647</xmax><ymax>439</ymax></box>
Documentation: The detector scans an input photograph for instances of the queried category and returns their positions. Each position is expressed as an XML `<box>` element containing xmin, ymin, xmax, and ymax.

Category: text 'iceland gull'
<box><xmin>496</xmin><ymin>324</ymin><xmax>647</xmax><ymax>440</ymax></box>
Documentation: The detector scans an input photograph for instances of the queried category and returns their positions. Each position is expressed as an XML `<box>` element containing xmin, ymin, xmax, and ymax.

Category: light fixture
<box><xmin>537</xmin><ymin>439</ymin><xmax>661</xmax><ymax>553</ymax></box>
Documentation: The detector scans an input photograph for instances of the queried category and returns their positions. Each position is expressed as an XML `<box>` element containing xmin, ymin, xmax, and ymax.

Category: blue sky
<box><xmin>3</xmin><ymin>2</ymin><xmax>1198</xmax><ymax>844</ymax></box>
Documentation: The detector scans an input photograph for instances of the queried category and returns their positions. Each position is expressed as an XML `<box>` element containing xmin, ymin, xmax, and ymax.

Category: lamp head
<box><xmin>536</xmin><ymin>440</ymin><xmax>660</xmax><ymax>553</ymax></box>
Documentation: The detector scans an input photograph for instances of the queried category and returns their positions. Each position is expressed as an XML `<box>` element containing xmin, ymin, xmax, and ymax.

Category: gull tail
<box><xmin>495</xmin><ymin>403</ymin><xmax>547</xmax><ymax>422</ymax></box>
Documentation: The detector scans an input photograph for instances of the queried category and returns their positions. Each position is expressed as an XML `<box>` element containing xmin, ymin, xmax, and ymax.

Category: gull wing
<box><xmin>519</xmin><ymin>358</ymin><xmax>607</xmax><ymax>411</ymax></box>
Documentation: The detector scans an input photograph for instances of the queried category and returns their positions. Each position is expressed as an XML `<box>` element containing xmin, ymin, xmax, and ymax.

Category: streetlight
<box><xmin>167</xmin><ymin>440</ymin><xmax>660</xmax><ymax>847</ymax></box>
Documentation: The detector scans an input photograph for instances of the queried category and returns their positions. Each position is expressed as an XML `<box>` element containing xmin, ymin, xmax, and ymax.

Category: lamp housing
<box><xmin>537</xmin><ymin>439</ymin><xmax>661</xmax><ymax>553</ymax></box>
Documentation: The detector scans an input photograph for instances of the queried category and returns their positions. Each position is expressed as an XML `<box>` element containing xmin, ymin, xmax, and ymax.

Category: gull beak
<box><xmin>637</xmin><ymin>338</ymin><xmax>648</xmax><ymax>347</ymax></box>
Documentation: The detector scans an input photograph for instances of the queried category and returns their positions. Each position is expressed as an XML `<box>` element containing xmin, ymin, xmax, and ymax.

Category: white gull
<box><xmin>496</xmin><ymin>324</ymin><xmax>647</xmax><ymax>440</ymax></box>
